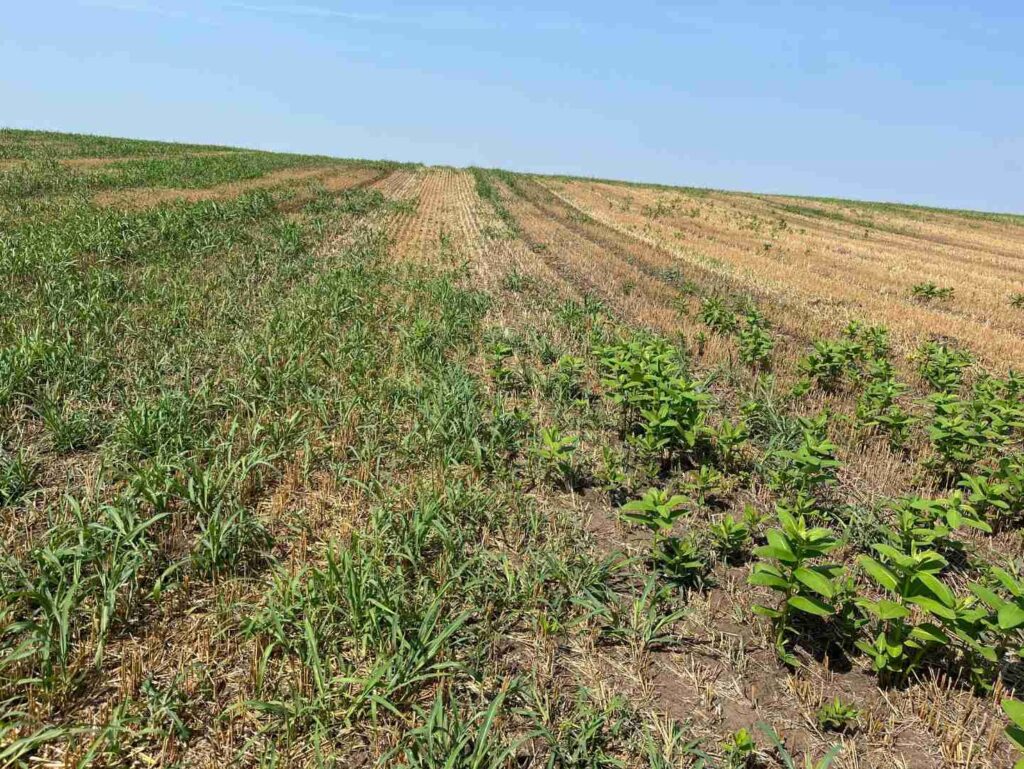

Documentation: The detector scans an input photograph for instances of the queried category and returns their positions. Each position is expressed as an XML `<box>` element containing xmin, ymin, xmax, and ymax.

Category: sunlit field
<box><xmin>2</xmin><ymin>128</ymin><xmax>1023</xmax><ymax>768</ymax></box>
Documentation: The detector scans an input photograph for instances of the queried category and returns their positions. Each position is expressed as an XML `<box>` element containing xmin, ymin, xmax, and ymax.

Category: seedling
<box><xmin>487</xmin><ymin>340</ymin><xmax>517</xmax><ymax>389</ymax></box>
<box><xmin>916</xmin><ymin>341</ymin><xmax>971</xmax><ymax>392</ymax></box>
<box><xmin>709</xmin><ymin>514</ymin><xmax>751</xmax><ymax>562</ymax></box>
<box><xmin>716</xmin><ymin>418</ymin><xmax>749</xmax><ymax>467</ymax></box>
<box><xmin>911</xmin><ymin>282</ymin><xmax>954</xmax><ymax>301</ymax></box>
<box><xmin>721</xmin><ymin>727</ymin><xmax>756</xmax><ymax>768</ymax></box>
<box><xmin>856</xmin><ymin>375</ymin><xmax>915</xmax><ymax>448</ymax></box>
<box><xmin>771</xmin><ymin>427</ymin><xmax>841</xmax><ymax>495</ymax></box>
<box><xmin>738</xmin><ymin>323</ymin><xmax>775</xmax><ymax>369</ymax></box>
<box><xmin>619</xmin><ymin>488</ymin><xmax>689</xmax><ymax>534</ymax></box>
<box><xmin>651</xmin><ymin>535</ymin><xmax>707</xmax><ymax>587</ymax></box>
<box><xmin>688</xmin><ymin>464</ymin><xmax>726</xmax><ymax>506</ymax></box>
<box><xmin>757</xmin><ymin>723</ymin><xmax>842</xmax><ymax>769</ymax></box>
<box><xmin>816</xmin><ymin>697</ymin><xmax>860</xmax><ymax>733</ymax></box>
<box><xmin>596</xmin><ymin>445</ymin><xmax>630</xmax><ymax>505</ymax></box>
<box><xmin>536</xmin><ymin>427</ymin><xmax>579</xmax><ymax>488</ymax></box>
<box><xmin>800</xmin><ymin>339</ymin><xmax>862</xmax><ymax>391</ymax></box>
<box><xmin>700</xmin><ymin>296</ymin><xmax>738</xmax><ymax>335</ymax></box>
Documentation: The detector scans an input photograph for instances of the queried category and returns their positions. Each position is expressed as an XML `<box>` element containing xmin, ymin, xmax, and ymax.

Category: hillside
<box><xmin>2</xmin><ymin>129</ymin><xmax>1023</xmax><ymax>768</ymax></box>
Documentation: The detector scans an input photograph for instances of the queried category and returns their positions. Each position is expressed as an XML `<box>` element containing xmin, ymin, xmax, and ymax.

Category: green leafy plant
<box><xmin>917</xmin><ymin>341</ymin><xmax>971</xmax><ymax>392</ymax></box>
<box><xmin>700</xmin><ymin>296</ymin><xmax>738</xmax><ymax>335</ymax></box>
<box><xmin>844</xmin><ymin>322</ymin><xmax>891</xmax><ymax>361</ymax></box>
<box><xmin>889</xmin><ymin>494</ymin><xmax>990</xmax><ymax>556</ymax></box>
<box><xmin>800</xmin><ymin>339</ymin><xmax>862</xmax><ymax>391</ymax></box>
<box><xmin>856</xmin><ymin>375</ymin><xmax>915</xmax><ymax>449</ymax></box>
<box><xmin>487</xmin><ymin>340</ymin><xmax>517</xmax><ymax>389</ymax></box>
<box><xmin>955</xmin><ymin>566</ymin><xmax>1024</xmax><ymax>690</ymax></box>
<box><xmin>0</xmin><ymin>448</ymin><xmax>38</xmax><ymax>507</ymax></box>
<box><xmin>770</xmin><ymin>422</ymin><xmax>841</xmax><ymax>496</ymax></box>
<box><xmin>815</xmin><ymin>697</ymin><xmax>860</xmax><ymax>733</ymax></box>
<box><xmin>546</xmin><ymin>354</ymin><xmax>587</xmax><ymax>405</ymax></box>
<box><xmin>1002</xmin><ymin>698</ymin><xmax>1024</xmax><ymax>769</ymax></box>
<box><xmin>391</xmin><ymin>684</ymin><xmax>519</xmax><ymax>769</ymax></box>
<box><xmin>960</xmin><ymin>470</ymin><xmax>1012</xmax><ymax>523</ymax></box>
<box><xmin>721</xmin><ymin>727</ymin><xmax>756</xmax><ymax>768</ymax></box>
<box><xmin>598</xmin><ymin>336</ymin><xmax>710</xmax><ymax>469</ymax></box>
<box><xmin>855</xmin><ymin>544</ymin><xmax>958</xmax><ymax>684</ymax></box>
<box><xmin>651</xmin><ymin>534</ymin><xmax>707</xmax><ymax>588</ymax></box>
<box><xmin>749</xmin><ymin>505</ymin><xmax>842</xmax><ymax>664</ymax></box>
<box><xmin>480</xmin><ymin>402</ymin><xmax>532</xmax><ymax>471</ymax></box>
<box><xmin>687</xmin><ymin>464</ymin><xmax>726</xmax><ymax>506</ymax></box>
<box><xmin>536</xmin><ymin>427</ymin><xmax>580</xmax><ymax>488</ymax></box>
<box><xmin>619</xmin><ymin>488</ymin><xmax>689</xmax><ymax>534</ymax></box>
<box><xmin>709</xmin><ymin>514</ymin><xmax>751</xmax><ymax>563</ymax></box>
<box><xmin>926</xmin><ymin>393</ymin><xmax>996</xmax><ymax>475</ymax></box>
<box><xmin>38</xmin><ymin>393</ymin><xmax>102</xmax><ymax>452</ymax></box>
<box><xmin>596</xmin><ymin>445</ymin><xmax>631</xmax><ymax>505</ymax></box>
<box><xmin>911</xmin><ymin>281</ymin><xmax>954</xmax><ymax>301</ymax></box>
<box><xmin>716</xmin><ymin>418</ymin><xmax>749</xmax><ymax>467</ymax></box>
<box><xmin>738</xmin><ymin>322</ymin><xmax>774</xmax><ymax>369</ymax></box>
<box><xmin>584</xmin><ymin>577</ymin><xmax>688</xmax><ymax>652</ymax></box>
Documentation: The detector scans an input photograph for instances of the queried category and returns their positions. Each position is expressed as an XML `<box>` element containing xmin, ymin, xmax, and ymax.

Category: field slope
<box><xmin>1</xmin><ymin>129</ymin><xmax>1023</xmax><ymax>768</ymax></box>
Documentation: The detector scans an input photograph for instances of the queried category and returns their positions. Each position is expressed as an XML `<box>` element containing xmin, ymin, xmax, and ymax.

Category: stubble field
<box><xmin>2</xmin><ymin>129</ymin><xmax>1024</xmax><ymax>768</ymax></box>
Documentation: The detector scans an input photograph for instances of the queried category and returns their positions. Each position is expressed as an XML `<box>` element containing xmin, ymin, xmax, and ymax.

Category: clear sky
<box><xmin>3</xmin><ymin>1</ymin><xmax>1022</xmax><ymax>213</ymax></box>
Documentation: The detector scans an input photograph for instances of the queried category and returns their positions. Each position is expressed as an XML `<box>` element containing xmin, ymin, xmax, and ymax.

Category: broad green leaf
<box><xmin>753</xmin><ymin>545</ymin><xmax>796</xmax><ymax>563</ymax></box>
<box><xmin>907</xmin><ymin>594</ymin><xmax>956</xmax><ymax>620</ymax></box>
<box><xmin>787</xmin><ymin>594</ymin><xmax>833</xmax><ymax>617</ymax></box>
<box><xmin>751</xmin><ymin>603</ymin><xmax>782</xmax><ymax>619</ymax></box>
<box><xmin>883</xmin><ymin>628</ymin><xmax>904</xmax><ymax>656</ymax></box>
<box><xmin>910</xmin><ymin>622</ymin><xmax>950</xmax><ymax>646</ymax></box>
<box><xmin>1003</xmin><ymin>699</ymin><xmax>1024</xmax><ymax>730</ymax></box>
<box><xmin>993</xmin><ymin>568</ymin><xmax>1023</xmax><ymax>597</ymax></box>
<box><xmin>999</xmin><ymin>603</ymin><xmax>1024</xmax><ymax>630</ymax></box>
<box><xmin>794</xmin><ymin>567</ymin><xmax>836</xmax><ymax>599</ymax></box>
<box><xmin>764</xmin><ymin>530</ymin><xmax>796</xmax><ymax>562</ymax></box>
<box><xmin>915</xmin><ymin>573</ymin><xmax>955</xmax><ymax>608</ymax></box>
<box><xmin>748</xmin><ymin>571</ymin><xmax>789</xmax><ymax>591</ymax></box>
<box><xmin>866</xmin><ymin>599</ymin><xmax>910</xmax><ymax>620</ymax></box>
<box><xmin>859</xmin><ymin>556</ymin><xmax>898</xmax><ymax>591</ymax></box>
<box><xmin>872</xmin><ymin>543</ymin><xmax>911</xmax><ymax>567</ymax></box>
<box><xmin>969</xmin><ymin>583</ymin><xmax>1005</xmax><ymax>611</ymax></box>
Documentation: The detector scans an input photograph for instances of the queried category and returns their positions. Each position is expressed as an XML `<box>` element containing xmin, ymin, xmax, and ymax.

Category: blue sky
<box><xmin>3</xmin><ymin>1</ymin><xmax>1022</xmax><ymax>212</ymax></box>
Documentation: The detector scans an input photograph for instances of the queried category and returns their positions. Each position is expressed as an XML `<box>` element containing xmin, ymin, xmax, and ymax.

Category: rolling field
<box><xmin>1</xmin><ymin>128</ymin><xmax>1024</xmax><ymax>768</ymax></box>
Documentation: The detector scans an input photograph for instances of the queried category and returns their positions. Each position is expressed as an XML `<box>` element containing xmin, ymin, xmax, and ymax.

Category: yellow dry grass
<box><xmin>92</xmin><ymin>164</ymin><xmax>382</xmax><ymax>208</ymax></box>
<box><xmin>541</xmin><ymin>178</ymin><xmax>1024</xmax><ymax>369</ymax></box>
